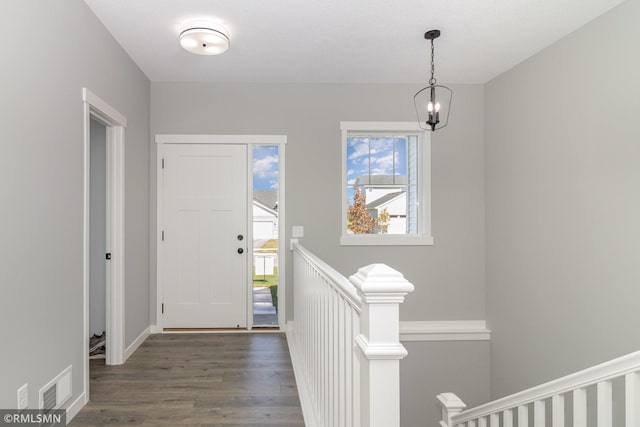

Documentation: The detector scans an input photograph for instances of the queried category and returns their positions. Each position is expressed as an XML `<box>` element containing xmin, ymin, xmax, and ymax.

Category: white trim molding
<box><xmin>83</xmin><ymin>89</ymin><xmax>127</xmax><ymax>128</ymax></box>
<box><xmin>65</xmin><ymin>392</ymin><xmax>87</xmax><ymax>424</ymax></box>
<box><xmin>399</xmin><ymin>320</ymin><xmax>491</xmax><ymax>342</ymax></box>
<box><xmin>340</xmin><ymin>121</ymin><xmax>433</xmax><ymax>247</ymax></box>
<box><xmin>155</xmin><ymin>134</ymin><xmax>287</xmax><ymax>332</ymax></box>
<box><xmin>124</xmin><ymin>326</ymin><xmax>151</xmax><ymax>361</ymax></box>
<box><xmin>82</xmin><ymin>88</ymin><xmax>127</xmax><ymax>418</ymax></box>
<box><xmin>155</xmin><ymin>134</ymin><xmax>287</xmax><ymax>145</ymax></box>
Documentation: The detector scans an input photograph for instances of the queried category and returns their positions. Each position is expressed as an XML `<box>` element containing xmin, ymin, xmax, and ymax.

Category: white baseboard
<box><xmin>286</xmin><ymin>327</ymin><xmax>319</xmax><ymax>427</ymax></box>
<box><xmin>124</xmin><ymin>326</ymin><xmax>150</xmax><ymax>361</ymax></box>
<box><xmin>285</xmin><ymin>320</ymin><xmax>294</xmax><ymax>333</ymax></box>
<box><xmin>399</xmin><ymin>320</ymin><xmax>490</xmax><ymax>342</ymax></box>
<box><xmin>65</xmin><ymin>391</ymin><xmax>87</xmax><ymax>424</ymax></box>
<box><xmin>150</xmin><ymin>324</ymin><xmax>162</xmax><ymax>334</ymax></box>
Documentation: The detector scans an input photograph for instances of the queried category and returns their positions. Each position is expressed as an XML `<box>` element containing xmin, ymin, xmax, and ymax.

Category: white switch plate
<box><xmin>17</xmin><ymin>383</ymin><xmax>28</xmax><ymax>409</ymax></box>
<box><xmin>292</xmin><ymin>226</ymin><xmax>304</xmax><ymax>238</ymax></box>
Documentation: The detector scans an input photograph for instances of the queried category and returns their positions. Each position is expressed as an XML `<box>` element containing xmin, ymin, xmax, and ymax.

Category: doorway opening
<box><xmin>89</xmin><ymin>119</ymin><xmax>107</xmax><ymax>362</ymax></box>
<box><xmin>155</xmin><ymin>135</ymin><xmax>287</xmax><ymax>332</ymax></box>
<box><xmin>82</xmin><ymin>88</ymin><xmax>127</xmax><ymax>405</ymax></box>
<box><xmin>252</xmin><ymin>146</ymin><xmax>280</xmax><ymax>327</ymax></box>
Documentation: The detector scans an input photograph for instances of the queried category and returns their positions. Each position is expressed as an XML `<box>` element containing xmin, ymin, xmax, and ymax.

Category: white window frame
<box><xmin>340</xmin><ymin>121</ymin><xmax>433</xmax><ymax>246</ymax></box>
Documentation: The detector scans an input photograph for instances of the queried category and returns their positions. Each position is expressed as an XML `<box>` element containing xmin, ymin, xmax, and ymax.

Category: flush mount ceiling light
<box><xmin>414</xmin><ymin>29</ymin><xmax>453</xmax><ymax>132</ymax></box>
<box><xmin>179</xmin><ymin>21</ymin><xmax>230</xmax><ymax>55</ymax></box>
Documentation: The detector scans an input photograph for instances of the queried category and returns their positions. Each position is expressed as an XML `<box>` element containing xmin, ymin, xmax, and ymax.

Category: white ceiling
<box><xmin>84</xmin><ymin>0</ymin><xmax>624</xmax><ymax>84</ymax></box>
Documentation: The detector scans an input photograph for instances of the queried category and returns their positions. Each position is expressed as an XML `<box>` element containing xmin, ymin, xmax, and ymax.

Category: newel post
<box><xmin>350</xmin><ymin>264</ymin><xmax>415</xmax><ymax>427</ymax></box>
<box><xmin>436</xmin><ymin>393</ymin><xmax>467</xmax><ymax>427</ymax></box>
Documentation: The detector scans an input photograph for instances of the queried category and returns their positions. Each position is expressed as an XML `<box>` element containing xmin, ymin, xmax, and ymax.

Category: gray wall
<box><xmin>485</xmin><ymin>0</ymin><xmax>640</xmax><ymax>399</ymax></box>
<box><xmin>90</xmin><ymin>120</ymin><xmax>106</xmax><ymax>337</ymax></box>
<box><xmin>150</xmin><ymin>82</ymin><xmax>488</xmax><ymax>425</ymax></box>
<box><xmin>0</xmin><ymin>0</ymin><xmax>150</xmax><ymax>409</ymax></box>
<box><xmin>151</xmin><ymin>83</ymin><xmax>485</xmax><ymax>322</ymax></box>
<box><xmin>401</xmin><ymin>341</ymin><xmax>490</xmax><ymax>426</ymax></box>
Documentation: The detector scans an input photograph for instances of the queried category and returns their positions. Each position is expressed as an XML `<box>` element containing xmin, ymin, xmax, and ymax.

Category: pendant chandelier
<box><xmin>414</xmin><ymin>30</ymin><xmax>453</xmax><ymax>131</ymax></box>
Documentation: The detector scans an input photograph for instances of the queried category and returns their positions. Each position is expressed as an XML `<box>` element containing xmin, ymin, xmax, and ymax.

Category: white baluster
<box><xmin>319</xmin><ymin>281</ymin><xmax>325</xmax><ymax>422</ymax></box>
<box><xmin>533</xmin><ymin>400</ymin><xmax>545</xmax><ymax>427</ymax></box>
<box><xmin>327</xmin><ymin>286</ymin><xmax>332</xmax><ymax>422</ymax></box>
<box><xmin>552</xmin><ymin>394</ymin><xmax>564</xmax><ymax>427</ymax></box>
<box><xmin>518</xmin><ymin>404</ymin><xmax>528</xmax><ymax>427</ymax></box>
<box><xmin>333</xmin><ymin>291</ymin><xmax>340</xmax><ymax>427</ymax></box>
<box><xmin>573</xmin><ymin>388</ymin><xmax>587</xmax><ymax>427</ymax></box>
<box><xmin>351</xmin><ymin>264</ymin><xmax>414</xmax><ymax>427</ymax></box>
<box><xmin>597</xmin><ymin>380</ymin><xmax>612</xmax><ymax>427</ymax></box>
<box><xmin>325</xmin><ymin>284</ymin><xmax>331</xmax><ymax>424</ymax></box>
<box><xmin>345</xmin><ymin>306</ymin><xmax>352</xmax><ymax>426</ymax></box>
<box><xmin>503</xmin><ymin>408</ymin><xmax>513</xmax><ymax>427</ymax></box>
<box><xmin>353</xmin><ymin>309</ymin><xmax>361</xmax><ymax>427</ymax></box>
<box><xmin>627</xmin><ymin>372</ymin><xmax>640</xmax><ymax>427</ymax></box>
<box><xmin>314</xmin><ymin>279</ymin><xmax>320</xmax><ymax>413</ymax></box>
<box><xmin>478</xmin><ymin>416</ymin><xmax>487</xmax><ymax>427</ymax></box>
<box><xmin>469</xmin><ymin>420</ymin><xmax>477</xmax><ymax>427</ymax></box>
<box><xmin>489</xmin><ymin>413</ymin><xmax>499</xmax><ymax>427</ymax></box>
<box><xmin>338</xmin><ymin>296</ymin><xmax>346</xmax><ymax>427</ymax></box>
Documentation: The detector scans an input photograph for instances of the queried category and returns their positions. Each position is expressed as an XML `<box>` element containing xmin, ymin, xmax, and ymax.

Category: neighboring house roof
<box><xmin>253</xmin><ymin>190</ymin><xmax>278</xmax><ymax>210</ymax></box>
<box><xmin>253</xmin><ymin>199</ymin><xmax>278</xmax><ymax>217</ymax></box>
<box><xmin>355</xmin><ymin>175</ymin><xmax>407</xmax><ymax>186</ymax></box>
<box><xmin>367</xmin><ymin>191</ymin><xmax>405</xmax><ymax>209</ymax></box>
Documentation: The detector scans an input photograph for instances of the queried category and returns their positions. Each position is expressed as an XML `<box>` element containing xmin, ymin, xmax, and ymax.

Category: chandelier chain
<box><xmin>429</xmin><ymin>39</ymin><xmax>436</xmax><ymax>86</ymax></box>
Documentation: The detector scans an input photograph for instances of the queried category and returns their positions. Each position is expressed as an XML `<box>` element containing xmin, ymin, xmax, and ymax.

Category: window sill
<box><xmin>340</xmin><ymin>234</ymin><xmax>434</xmax><ymax>246</ymax></box>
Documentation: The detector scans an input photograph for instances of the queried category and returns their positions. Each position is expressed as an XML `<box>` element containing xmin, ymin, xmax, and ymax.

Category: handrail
<box><xmin>456</xmin><ymin>350</ymin><xmax>640</xmax><ymax>423</ymax></box>
<box><xmin>291</xmin><ymin>239</ymin><xmax>362</xmax><ymax>312</ymax></box>
<box><xmin>289</xmin><ymin>239</ymin><xmax>414</xmax><ymax>427</ymax></box>
<box><xmin>438</xmin><ymin>349</ymin><xmax>640</xmax><ymax>427</ymax></box>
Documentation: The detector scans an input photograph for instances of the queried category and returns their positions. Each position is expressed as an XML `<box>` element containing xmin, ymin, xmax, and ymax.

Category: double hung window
<box><xmin>341</xmin><ymin>122</ymin><xmax>433</xmax><ymax>246</ymax></box>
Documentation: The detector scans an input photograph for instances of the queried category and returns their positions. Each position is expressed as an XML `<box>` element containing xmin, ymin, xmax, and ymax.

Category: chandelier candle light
<box><xmin>414</xmin><ymin>29</ymin><xmax>453</xmax><ymax>131</ymax></box>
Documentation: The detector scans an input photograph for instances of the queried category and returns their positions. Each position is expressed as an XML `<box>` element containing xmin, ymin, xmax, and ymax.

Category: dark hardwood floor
<box><xmin>70</xmin><ymin>333</ymin><xmax>305</xmax><ymax>426</ymax></box>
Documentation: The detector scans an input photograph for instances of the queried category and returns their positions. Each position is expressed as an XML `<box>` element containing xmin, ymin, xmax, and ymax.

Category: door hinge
<box><xmin>162</xmin><ymin>230</ymin><xmax>165</xmax><ymax>241</ymax></box>
<box><xmin>162</xmin><ymin>158</ymin><xmax>165</xmax><ymax>169</ymax></box>
<box><xmin>161</xmin><ymin>303</ymin><xmax>164</xmax><ymax>314</ymax></box>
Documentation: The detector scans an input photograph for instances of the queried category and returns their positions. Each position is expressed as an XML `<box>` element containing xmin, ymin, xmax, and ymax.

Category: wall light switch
<box><xmin>17</xmin><ymin>383</ymin><xmax>28</xmax><ymax>409</ymax></box>
<box><xmin>292</xmin><ymin>226</ymin><xmax>304</xmax><ymax>238</ymax></box>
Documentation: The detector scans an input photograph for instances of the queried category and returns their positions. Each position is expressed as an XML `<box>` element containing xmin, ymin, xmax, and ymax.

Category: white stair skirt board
<box><xmin>399</xmin><ymin>320</ymin><xmax>490</xmax><ymax>342</ymax></box>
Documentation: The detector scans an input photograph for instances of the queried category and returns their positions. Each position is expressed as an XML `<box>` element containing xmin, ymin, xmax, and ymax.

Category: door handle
<box><xmin>237</xmin><ymin>248</ymin><xmax>244</xmax><ymax>254</ymax></box>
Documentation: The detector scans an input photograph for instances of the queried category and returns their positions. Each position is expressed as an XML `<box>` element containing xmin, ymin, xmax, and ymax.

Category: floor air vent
<box><xmin>42</xmin><ymin>384</ymin><xmax>57</xmax><ymax>410</ymax></box>
<box><xmin>39</xmin><ymin>365</ymin><xmax>72</xmax><ymax>410</ymax></box>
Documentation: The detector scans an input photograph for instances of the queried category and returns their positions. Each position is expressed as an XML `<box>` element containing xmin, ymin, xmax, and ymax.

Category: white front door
<box><xmin>162</xmin><ymin>144</ymin><xmax>248</xmax><ymax>328</ymax></box>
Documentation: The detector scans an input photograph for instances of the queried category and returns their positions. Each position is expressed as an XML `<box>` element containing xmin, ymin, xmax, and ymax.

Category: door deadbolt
<box><xmin>237</xmin><ymin>234</ymin><xmax>244</xmax><ymax>241</ymax></box>
<box><xmin>237</xmin><ymin>248</ymin><xmax>244</xmax><ymax>254</ymax></box>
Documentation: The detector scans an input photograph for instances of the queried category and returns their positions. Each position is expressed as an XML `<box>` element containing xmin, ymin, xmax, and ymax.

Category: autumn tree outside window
<box><xmin>341</xmin><ymin>122</ymin><xmax>433</xmax><ymax>246</ymax></box>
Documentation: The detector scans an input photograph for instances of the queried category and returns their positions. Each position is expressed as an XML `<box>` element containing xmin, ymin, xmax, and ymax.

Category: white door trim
<box><xmin>156</xmin><ymin>134</ymin><xmax>285</xmax><ymax>145</ymax></box>
<box><xmin>155</xmin><ymin>135</ymin><xmax>287</xmax><ymax>332</ymax></box>
<box><xmin>82</xmin><ymin>88</ymin><xmax>127</xmax><ymax>405</ymax></box>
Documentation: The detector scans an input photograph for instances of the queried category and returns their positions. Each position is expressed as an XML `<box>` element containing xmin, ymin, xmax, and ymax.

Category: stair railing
<box><xmin>289</xmin><ymin>239</ymin><xmax>414</xmax><ymax>427</ymax></box>
<box><xmin>438</xmin><ymin>350</ymin><xmax>640</xmax><ymax>427</ymax></box>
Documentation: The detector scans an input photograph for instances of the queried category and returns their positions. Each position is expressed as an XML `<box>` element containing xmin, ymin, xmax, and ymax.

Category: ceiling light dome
<box><xmin>179</xmin><ymin>21</ymin><xmax>229</xmax><ymax>55</ymax></box>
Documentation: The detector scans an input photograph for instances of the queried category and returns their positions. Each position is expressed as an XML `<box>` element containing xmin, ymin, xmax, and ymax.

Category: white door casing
<box><xmin>82</xmin><ymin>88</ymin><xmax>127</xmax><ymax>413</ymax></box>
<box><xmin>155</xmin><ymin>134</ymin><xmax>287</xmax><ymax>332</ymax></box>
<box><xmin>162</xmin><ymin>144</ymin><xmax>248</xmax><ymax>328</ymax></box>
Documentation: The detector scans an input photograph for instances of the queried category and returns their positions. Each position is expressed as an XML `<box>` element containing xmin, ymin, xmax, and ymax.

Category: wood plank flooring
<box><xmin>70</xmin><ymin>333</ymin><xmax>305</xmax><ymax>426</ymax></box>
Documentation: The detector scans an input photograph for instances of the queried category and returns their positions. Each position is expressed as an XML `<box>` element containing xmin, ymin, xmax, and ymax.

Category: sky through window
<box><xmin>253</xmin><ymin>146</ymin><xmax>279</xmax><ymax>190</ymax></box>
